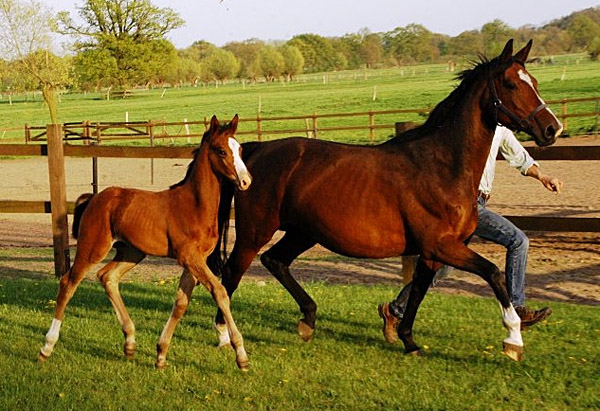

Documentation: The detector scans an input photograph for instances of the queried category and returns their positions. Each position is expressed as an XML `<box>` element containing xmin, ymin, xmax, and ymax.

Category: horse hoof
<box><xmin>502</xmin><ymin>342</ymin><xmax>524</xmax><ymax>362</ymax></box>
<box><xmin>155</xmin><ymin>360</ymin><xmax>167</xmax><ymax>370</ymax></box>
<box><xmin>298</xmin><ymin>320</ymin><xmax>314</xmax><ymax>342</ymax></box>
<box><xmin>405</xmin><ymin>349</ymin><xmax>423</xmax><ymax>357</ymax></box>
<box><xmin>38</xmin><ymin>351</ymin><xmax>49</xmax><ymax>362</ymax></box>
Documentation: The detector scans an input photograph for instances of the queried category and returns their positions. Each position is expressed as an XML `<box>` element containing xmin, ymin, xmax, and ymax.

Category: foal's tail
<box><xmin>72</xmin><ymin>193</ymin><xmax>95</xmax><ymax>239</ymax></box>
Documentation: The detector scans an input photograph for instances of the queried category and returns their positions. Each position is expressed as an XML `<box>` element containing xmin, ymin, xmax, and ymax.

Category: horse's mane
<box><xmin>392</xmin><ymin>54</ymin><xmax>511</xmax><ymax>143</ymax></box>
<box><xmin>169</xmin><ymin>146</ymin><xmax>201</xmax><ymax>189</ymax></box>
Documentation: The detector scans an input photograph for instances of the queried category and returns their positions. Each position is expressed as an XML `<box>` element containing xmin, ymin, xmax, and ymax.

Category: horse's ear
<box><xmin>229</xmin><ymin>114</ymin><xmax>239</xmax><ymax>133</ymax></box>
<box><xmin>514</xmin><ymin>39</ymin><xmax>533</xmax><ymax>63</ymax></box>
<box><xmin>209</xmin><ymin>115</ymin><xmax>220</xmax><ymax>132</ymax></box>
<box><xmin>499</xmin><ymin>39</ymin><xmax>513</xmax><ymax>63</ymax></box>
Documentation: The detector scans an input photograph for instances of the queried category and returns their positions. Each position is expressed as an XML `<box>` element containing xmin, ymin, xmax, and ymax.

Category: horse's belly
<box><xmin>307</xmin><ymin>218</ymin><xmax>406</xmax><ymax>259</ymax></box>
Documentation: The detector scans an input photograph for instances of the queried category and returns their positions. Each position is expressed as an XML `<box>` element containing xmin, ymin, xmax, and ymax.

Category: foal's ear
<box><xmin>229</xmin><ymin>114</ymin><xmax>239</xmax><ymax>133</ymax></box>
<box><xmin>499</xmin><ymin>39</ymin><xmax>514</xmax><ymax>63</ymax></box>
<box><xmin>209</xmin><ymin>115</ymin><xmax>220</xmax><ymax>132</ymax></box>
<box><xmin>514</xmin><ymin>39</ymin><xmax>533</xmax><ymax>63</ymax></box>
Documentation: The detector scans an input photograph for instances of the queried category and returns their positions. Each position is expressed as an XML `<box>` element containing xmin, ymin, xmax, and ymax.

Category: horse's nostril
<box><xmin>545</xmin><ymin>125</ymin><xmax>555</xmax><ymax>138</ymax></box>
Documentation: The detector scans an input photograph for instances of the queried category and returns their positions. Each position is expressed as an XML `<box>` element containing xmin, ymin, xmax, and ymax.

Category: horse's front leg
<box><xmin>156</xmin><ymin>269</ymin><xmax>197</xmax><ymax>369</ymax></box>
<box><xmin>435</xmin><ymin>241</ymin><xmax>523</xmax><ymax>361</ymax></box>
<box><xmin>396</xmin><ymin>258</ymin><xmax>438</xmax><ymax>355</ymax></box>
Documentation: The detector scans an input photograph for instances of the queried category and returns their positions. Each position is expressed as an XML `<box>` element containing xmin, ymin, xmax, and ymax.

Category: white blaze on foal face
<box><xmin>228</xmin><ymin>137</ymin><xmax>251</xmax><ymax>190</ymax></box>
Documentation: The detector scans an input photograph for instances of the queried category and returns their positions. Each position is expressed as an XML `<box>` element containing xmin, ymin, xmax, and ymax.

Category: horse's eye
<box><xmin>505</xmin><ymin>81</ymin><xmax>517</xmax><ymax>91</ymax></box>
<box><xmin>217</xmin><ymin>148</ymin><xmax>227</xmax><ymax>157</ymax></box>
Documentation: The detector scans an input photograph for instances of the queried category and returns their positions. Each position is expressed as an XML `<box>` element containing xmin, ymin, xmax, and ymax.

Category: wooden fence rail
<box><xmin>22</xmin><ymin>96</ymin><xmax>600</xmax><ymax>144</ymax></box>
<box><xmin>1</xmin><ymin>125</ymin><xmax>599</xmax><ymax>275</ymax></box>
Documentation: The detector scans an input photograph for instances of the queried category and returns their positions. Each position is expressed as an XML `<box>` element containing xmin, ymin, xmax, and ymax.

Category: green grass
<box><xmin>1</xmin><ymin>54</ymin><xmax>599</xmax><ymax>144</ymax></box>
<box><xmin>0</xmin><ymin>273</ymin><xmax>598</xmax><ymax>410</ymax></box>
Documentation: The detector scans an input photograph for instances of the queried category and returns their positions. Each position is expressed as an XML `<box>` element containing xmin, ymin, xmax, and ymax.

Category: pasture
<box><xmin>0</xmin><ymin>272</ymin><xmax>598</xmax><ymax>410</ymax></box>
<box><xmin>0</xmin><ymin>53</ymin><xmax>599</xmax><ymax>144</ymax></box>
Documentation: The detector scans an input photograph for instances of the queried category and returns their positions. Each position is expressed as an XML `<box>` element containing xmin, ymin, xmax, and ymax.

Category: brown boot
<box><xmin>515</xmin><ymin>306</ymin><xmax>552</xmax><ymax>330</ymax></box>
<box><xmin>378</xmin><ymin>303</ymin><xmax>400</xmax><ymax>344</ymax></box>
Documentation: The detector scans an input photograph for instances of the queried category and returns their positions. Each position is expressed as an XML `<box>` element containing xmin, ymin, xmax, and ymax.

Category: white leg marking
<box><xmin>213</xmin><ymin>322</ymin><xmax>231</xmax><ymax>348</ymax></box>
<box><xmin>500</xmin><ymin>303</ymin><xmax>523</xmax><ymax>347</ymax></box>
<box><xmin>41</xmin><ymin>318</ymin><xmax>62</xmax><ymax>357</ymax></box>
<box><xmin>228</xmin><ymin>138</ymin><xmax>252</xmax><ymax>188</ymax></box>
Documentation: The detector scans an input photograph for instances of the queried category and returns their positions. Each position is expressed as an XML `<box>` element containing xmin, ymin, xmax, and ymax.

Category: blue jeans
<box><xmin>390</xmin><ymin>197</ymin><xmax>529</xmax><ymax>316</ymax></box>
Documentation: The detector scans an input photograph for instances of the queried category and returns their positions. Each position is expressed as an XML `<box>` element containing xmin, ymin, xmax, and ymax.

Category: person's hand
<box><xmin>540</xmin><ymin>175</ymin><xmax>563</xmax><ymax>194</ymax></box>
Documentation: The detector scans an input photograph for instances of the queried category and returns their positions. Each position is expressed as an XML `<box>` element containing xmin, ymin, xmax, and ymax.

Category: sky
<box><xmin>44</xmin><ymin>0</ymin><xmax>600</xmax><ymax>48</ymax></box>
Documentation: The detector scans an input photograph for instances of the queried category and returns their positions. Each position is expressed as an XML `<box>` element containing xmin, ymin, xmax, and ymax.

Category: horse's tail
<box><xmin>72</xmin><ymin>193</ymin><xmax>94</xmax><ymax>239</ymax></box>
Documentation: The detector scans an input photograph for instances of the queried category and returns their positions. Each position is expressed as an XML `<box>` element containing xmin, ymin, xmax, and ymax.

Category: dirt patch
<box><xmin>1</xmin><ymin>135</ymin><xmax>599</xmax><ymax>306</ymax></box>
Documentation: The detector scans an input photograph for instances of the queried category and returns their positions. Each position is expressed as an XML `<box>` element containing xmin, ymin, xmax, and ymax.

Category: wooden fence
<box><xmin>1</xmin><ymin>124</ymin><xmax>599</xmax><ymax>276</ymax></box>
<box><xmin>22</xmin><ymin>96</ymin><xmax>600</xmax><ymax>144</ymax></box>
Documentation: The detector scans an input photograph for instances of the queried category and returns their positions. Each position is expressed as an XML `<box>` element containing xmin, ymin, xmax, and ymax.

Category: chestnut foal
<box><xmin>40</xmin><ymin>115</ymin><xmax>252</xmax><ymax>370</ymax></box>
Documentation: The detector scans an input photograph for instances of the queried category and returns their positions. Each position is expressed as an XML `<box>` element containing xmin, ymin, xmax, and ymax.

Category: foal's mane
<box><xmin>169</xmin><ymin>124</ymin><xmax>230</xmax><ymax>189</ymax></box>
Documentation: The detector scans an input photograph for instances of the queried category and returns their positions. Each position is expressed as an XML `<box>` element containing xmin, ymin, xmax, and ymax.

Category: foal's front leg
<box><xmin>156</xmin><ymin>269</ymin><xmax>197</xmax><ymax>369</ymax></box>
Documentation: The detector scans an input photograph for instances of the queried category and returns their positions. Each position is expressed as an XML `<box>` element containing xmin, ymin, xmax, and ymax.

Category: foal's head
<box><xmin>203</xmin><ymin>115</ymin><xmax>252</xmax><ymax>191</ymax></box>
<box><xmin>487</xmin><ymin>39</ymin><xmax>562</xmax><ymax>146</ymax></box>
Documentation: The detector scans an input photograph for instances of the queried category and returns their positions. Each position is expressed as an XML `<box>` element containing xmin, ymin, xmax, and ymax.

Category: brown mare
<box><xmin>40</xmin><ymin>115</ymin><xmax>253</xmax><ymax>370</ymax></box>
<box><xmin>209</xmin><ymin>40</ymin><xmax>562</xmax><ymax>361</ymax></box>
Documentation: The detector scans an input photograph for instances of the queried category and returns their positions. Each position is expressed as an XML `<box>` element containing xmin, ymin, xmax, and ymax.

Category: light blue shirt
<box><xmin>478</xmin><ymin>126</ymin><xmax>538</xmax><ymax>195</ymax></box>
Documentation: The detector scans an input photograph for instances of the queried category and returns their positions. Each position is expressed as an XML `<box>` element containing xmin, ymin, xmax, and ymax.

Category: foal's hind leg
<box><xmin>97</xmin><ymin>245</ymin><xmax>145</xmax><ymax>359</ymax></box>
<box><xmin>260</xmin><ymin>231</ymin><xmax>316</xmax><ymax>341</ymax></box>
<box><xmin>156</xmin><ymin>269</ymin><xmax>197</xmax><ymax>369</ymax></box>
<box><xmin>40</xmin><ymin>240</ymin><xmax>113</xmax><ymax>361</ymax></box>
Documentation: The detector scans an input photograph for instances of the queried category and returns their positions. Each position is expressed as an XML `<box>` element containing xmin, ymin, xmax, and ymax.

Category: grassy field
<box><xmin>0</xmin><ymin>271</ymin><xmax>598</xmax><ymax>410</ymax></box>
<box><xmin>0</xmin><ymin>53</ymin><xmax>599</xmax><ymax>144</ymax></box>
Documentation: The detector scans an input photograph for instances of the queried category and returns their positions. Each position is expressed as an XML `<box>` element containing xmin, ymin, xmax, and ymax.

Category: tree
<box><xmin>568</xmin><ymin>14</ymin><xmax>600</xmax><ymax>49</ymax></box>
<box><xmin>224</xmin><ymin>38</ymin><xmax>265</xmax><ymax>79</ymax></box>
<box><xmin>384</xmin><ymin>24</ymin><xmax>437</xmax><ymax>63</ymax></box>
<box><xmin>58</xmin><ymin>0</ymin><xmax>184</xmax><ymax>87</ymax></box>
<box><xmin>256</xmin><ymin>46</ymin><xmax>284</xmax><ymax>81</ymax></box>
<box><xmin>0</xmin><ymin>0</ymin><xmax>72</xmax><ymax>123</ymax></box>
<box><xmin>481</xmin><ymin>20</ymin><xmax>515</xmax><ymax>57</ymax></box>
<box><xmin>288</xmin><ymin>34</ymin><xmax>336</xmax><ymax>72</ymax></box>
<box><xmin>359</xmin><ymin>33</ymin><xmax>384</xmax><ymax>68</ymax></box>
<box><xmin>280</xmin><ymin>44</ymin><xmax>304</xmax><ymax>80</ymax></box>
<box><xmin>204</xmin><ymin>49</ymin><xmax>239</xmax><ymax>84</ymax></box>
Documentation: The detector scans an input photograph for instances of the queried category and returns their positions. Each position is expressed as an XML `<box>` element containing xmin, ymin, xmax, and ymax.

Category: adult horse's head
<box><xmin>203</xmin><ymin>114</ymin><xmax>252</xmax><ymax>191</ymax></box>
<box><xmin>489</xmin><ymin>39</ymin><xmax>562</xmax><ymax>146</ymax></box>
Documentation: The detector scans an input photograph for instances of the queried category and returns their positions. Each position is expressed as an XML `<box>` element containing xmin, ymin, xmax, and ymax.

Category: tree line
<box><xmin>0</xmin><ymin>0</ymin><xmax>599</xmax><ymax>120</ymax></box>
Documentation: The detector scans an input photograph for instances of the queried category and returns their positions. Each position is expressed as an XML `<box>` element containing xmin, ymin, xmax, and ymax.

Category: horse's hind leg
<box><xmin>40</xmin><ymin>240</ymin><xmax>112</xmax><ymax>361</ymax></box>
<box><xmin>260</xmin><ymin>231</ymin><xmax>317</xmax><ymax>341</ymax></box>
<box><xmin>97</xmin><ymin>244</ymin><xmax>145</xmax><ymax>359</ymax></box>
<box><xmin>156</xmin><ymin>269</ymin><xmax>197</xmax><ymax>369</ymax></box>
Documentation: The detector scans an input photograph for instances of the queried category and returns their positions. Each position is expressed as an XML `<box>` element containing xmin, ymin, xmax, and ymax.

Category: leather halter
<box><xmin>488</xmin><ymin>68</ymin><xmax>547</xmax><ymax>132</ymax></box>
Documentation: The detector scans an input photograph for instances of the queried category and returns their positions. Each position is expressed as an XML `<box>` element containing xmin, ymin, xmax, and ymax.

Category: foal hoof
<box><xmin>237</xmin><ymin>359</ymin><xmax>250</xmax><ymax>372</ymax></box>
<box><xmin>124</xmin><ymin>344</ymin><xmax>135</xmax><ymax>360</ymax></box>
<box><xmin>297</xmin><ymin>320</ymin><xmax>314</xmax><ymax>342</ymax></box>
<box><xmin>502</xmin><ymin>342</ymin><xmax>524</xmax><ymax>362</ymax></box>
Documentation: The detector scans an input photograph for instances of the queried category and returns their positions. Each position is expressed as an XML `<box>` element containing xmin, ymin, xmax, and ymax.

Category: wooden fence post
<box><xmin>25</xmin><ymin>123</ymin><xmax>31</xmax><ymax>143</ymax></box>
<box><xmin>312</xmin><ymin>112</ymin><xmax>318</xmax><ymax>139</ymax></box>
<box><xmin>561</xmin><ymin>99</ymin><xmax>568</xmax><ymax>131</ymax></box>
<box><xmin>402</xmin><ymin>255</ymin><xmax>419</xmax><ymax>284</ymax></box>
<box><xmin>256</xmin><ymin>114</ymin><xmax>262</xmax><ymax>141</ymax></box>
<box><xmin>47</xmin><ymin>124</ymin><xmax>70</xmax><ymax>277</ymax></box>
<box><xmin>369</xmin><ymin>110</ymin><xmax>375</xmax><ymax>141</ymax></box>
